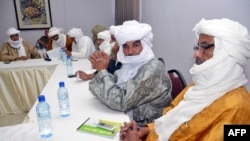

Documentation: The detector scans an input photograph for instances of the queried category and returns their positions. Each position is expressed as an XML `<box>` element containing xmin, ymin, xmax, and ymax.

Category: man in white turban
<box><xmin>47</xmin><ymin>27</ymin><xmax>73</xmax><ymax>51</ymax></box>
<box><xmin>120</xmin><ymin>18</ymin><xmax>250</xmax><ymax>141</ymax></box>
<box><xmin>91</xmin><ymin>25</ymin><xmax>106</xmax><ymax>50</ymax></box>
<box><xmin>65</xmin><ymin>28</ymin><xmax>95</xmax><ymax>59</ymax></box>
<box><xmin>89</xmin><ymin>20</ymin><xmax>172</xmax><ymax>126</ymax></box>
<box><xmin>0</xmin><ymin>27</ymin><xmax>41</xmax><ymax>61</ymax></box>
<box><xmin>96</xmin><ymin>30</ymin><xmax>113</xmax><ymax>56</ymax></box>
<box><xmin>75</xmin><ymin>25</ymin><xmax>121</xmax><ymax>81</ymax></box>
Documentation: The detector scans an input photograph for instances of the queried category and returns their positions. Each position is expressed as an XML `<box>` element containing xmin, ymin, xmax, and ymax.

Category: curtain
<box><xmin>115</xmin><ymin>0</ymin><xmax>140</xmax><ymax>25</ymax></box>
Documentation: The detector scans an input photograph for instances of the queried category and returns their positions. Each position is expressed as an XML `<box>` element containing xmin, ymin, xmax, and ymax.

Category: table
<box><xmin>0</xmin><ymin>59</ymin><xmax>130</xmax><ymax>141</ymax></box>
<box><xmin>0</xmin><ymin>59</ymin><xmax>59</xmax><ymax>117</ymax></box>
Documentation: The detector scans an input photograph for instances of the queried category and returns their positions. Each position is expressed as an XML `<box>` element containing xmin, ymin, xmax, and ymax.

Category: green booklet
<box><xmin>76</xmin><ymin>117</ymin><xmax>122</xmax><ymax>139</ymax></box>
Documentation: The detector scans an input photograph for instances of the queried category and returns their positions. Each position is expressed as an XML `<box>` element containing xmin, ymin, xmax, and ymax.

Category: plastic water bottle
<box><xmin>61</xmin><ymin>48</ymin><xmax>66</xmax><ymax>64</ymax></box>
<box><xmin>36</xmin><ymin>95</ymin><xmax>53</xmax><ymax>138</ymax></box>
<box><xmin>36</xmin><ymin>43</ymin><xmax>40</xmax><ymax>49</ymax></box>
<box><xmin>57</xmin><ymin>81</ymin><xmax>70</xmax><ymax>117</ymax></box>
<box><xmin>66</xmin><ymin>55</ymin><xmax>73</xmax><ymax>76</ymax></box>
<box><xmin>42</xmin><ymin>46</ymin><xmax>47</xmax><ymax>58</ymax></box>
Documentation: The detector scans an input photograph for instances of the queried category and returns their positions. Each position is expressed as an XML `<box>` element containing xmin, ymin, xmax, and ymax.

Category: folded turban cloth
<box><xmin>48</xmin><ymin>27</ymin><xmax>63</xmax><ymax>37</ymax></box>
<box><xmin>97</xmin><ymin>30</ymin><xmax>111</xmax><ymax>41</ymax></box>
<box><xmin>193</xmin><ymin>18</ymin><xmax>250</xmax><ymax>66</ymax></box>
<box><xmin>6</xmin><ymin>27</ymin><xmax>20</xmax><ymax>36</ymax></box>
<box><xmin>67</xmin><ymin>28</ymin><xmax>84</xmax><ymax>42</ymax></box>
<box><xmin>115</xmin><ymin>20</ymin><xmax>152</xmax><ymax>47</ymax></box>
<box><xmin>109</xmin><ymin>25</ymin><xmax>120</xmax><ymax>35</ymax></box>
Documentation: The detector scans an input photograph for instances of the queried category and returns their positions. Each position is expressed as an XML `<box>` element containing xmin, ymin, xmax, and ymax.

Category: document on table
<box><xmin>47</xmin><ymin>47</ymin><xmax>61</xmax><ymax>60</ymax></box>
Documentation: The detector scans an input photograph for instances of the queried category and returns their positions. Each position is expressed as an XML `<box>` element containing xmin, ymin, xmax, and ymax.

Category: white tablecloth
<box><xmin>0</xmin><ymin>59</ymin><xmax>59</xmax><ymax>116</ymax></box>
<box><xmin>0</xmin><ymin>59</ymin><xmax>130</xmax><ymax>141</ymax></box>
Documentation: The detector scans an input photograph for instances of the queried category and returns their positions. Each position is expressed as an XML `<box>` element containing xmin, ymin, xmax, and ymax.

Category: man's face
<box><xmin>71</xmin><ymin>37</ymin><xmax>76</xmax><ymax>43</ymax></box>
<box><xmin>10</xmin><ymin>34</ymin><xmax>19</xmax><ymax>41</ymax></box>
<box><xmin>44</xmin><ymin>29</ymin><xmax>49</xmax><ymax>36</ymax></box>
<box><xmin>193</xmin><ymin>34</ymin><xmax>215</xmax><ymax>65</ymax></box>
<box><xmin>51</xmin><ymin>34</ymin><xmax>59</xmax><ymax>41</ymax></box>
<box><xmin>97</xmin><ymin>39</ymin><xmax>104</xmax><ymax>46</ymax></box>
<box><xmin>122</xmin><ymin>40</ymin><xmax>143</xmax><ymax>56</ymax></box>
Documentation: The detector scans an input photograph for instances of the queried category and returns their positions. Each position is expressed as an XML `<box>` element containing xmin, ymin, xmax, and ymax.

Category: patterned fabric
<box><xmin>89</xmin><ymin>58</ymin><xmax>172</xmax><ymax>126</ymax></box>
<box><xmin>38</xmin><ymin>36</ymin><xmax>49</xmax><ymax>49</ymax></box>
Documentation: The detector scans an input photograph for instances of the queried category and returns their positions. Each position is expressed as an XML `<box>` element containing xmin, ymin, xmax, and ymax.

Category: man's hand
<box><xmin>76</xmin><ymin>70</ymin><xmax>94</xmax><ymax>81</ymax></box>
<box><xmin>119</xmin><ymin>120</ymin><xmax>149</xmax><ymax>141</ymax></box>
<box><xmin>64</xmin><ymin>47</ymin><xmax>71</xmax><ymax>56</ymax></box>
<box><xmin>16</xmin><ymin>56</ymin><xmax>28</xmax><ymax>60</ymax></box>
<box><xmin>89</xmin><ymin>51</ymin><xmax>109</xmax><ymax>71</ymax></box>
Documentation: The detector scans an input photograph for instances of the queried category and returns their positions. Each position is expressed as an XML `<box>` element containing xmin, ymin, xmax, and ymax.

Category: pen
<box><xmin>76</xmin><ymin>117</ymin><xmax>90</xmax><ymax>130</ymax></box>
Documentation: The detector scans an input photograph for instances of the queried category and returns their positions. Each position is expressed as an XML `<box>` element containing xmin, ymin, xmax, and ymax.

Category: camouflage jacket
<box><xmin>89</xmin><ymin>58</ymin><xmax>172</xmax><ymax>126</ymax></box>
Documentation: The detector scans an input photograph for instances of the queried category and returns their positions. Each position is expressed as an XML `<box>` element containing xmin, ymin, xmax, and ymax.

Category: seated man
<box><xmin>91</xmin><ymin>25</ymin><xmax>106</xmax><ymax>50</ymax></box>
<box><xmin>0</xmin><ymin>27</ymin><xmax>41</xmax><ymax>61</ymax></box>
<box><xmin>47</xmin><ymin>27</ymin><xmax>73</xmax><ymax>51</ymax></box>
<box><xmin>97</xmin><ymin>30</ymin><xmax>112</xmax><ymax>56</ymax></box>
<box><xmin>65</xmin><ymin>28</ymin><xmax>96</xmax><ymax>59</ymax></box>
<box><xmin>120</xmin><ymin>18</ymin><xmax>250</xmax><ymax>141</ymax></box>
<box><xmin>36</xmin><ymin>28</ymin><xmax>49</xmax><ymax>49</ymax></box>
<box><xmin>89</xmin><ymin>20</ymin><xmax>172</xmax><ymax>126</ymax></box>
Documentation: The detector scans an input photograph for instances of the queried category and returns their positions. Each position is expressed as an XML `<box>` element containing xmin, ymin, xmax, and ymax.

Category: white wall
<box><xmin>141</xmin><ymin>0</ymin><xmax>250</xmax><ymax>90</ymax></box>
<box><xmin>0</xmin><ymin>0</ymin><xmax>114</xmax><ymax>46</ymax></box>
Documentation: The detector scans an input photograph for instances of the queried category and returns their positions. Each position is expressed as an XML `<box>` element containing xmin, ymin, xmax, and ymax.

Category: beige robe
<box><xmin>0</xmin><ymin>40</ymin><xmax>41</xmax><ymax>61</ymax></box>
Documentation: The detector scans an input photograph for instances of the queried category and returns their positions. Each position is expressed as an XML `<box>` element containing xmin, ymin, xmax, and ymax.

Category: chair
<box><xmin>168</xmin><ymin>69</ymin><xmax>187</xmax><ymax>99</ymax></box>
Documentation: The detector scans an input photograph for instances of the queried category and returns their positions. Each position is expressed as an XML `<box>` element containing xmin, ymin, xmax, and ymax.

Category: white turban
<box><xmin>114</xmin><ymin>20</ymin><xmax>155</xmax><ymax>89</ymax></box>
<box><xmin>6</xmin><ymin>27</ymin><xmax>20</xmax><ymax>36</ymax></box>
<box><xmin>193</xmin><ymin>18</ymin><xmax>250</xmax><ymax>66</ymax></box>
<box><xmin>109</xmin><ymin>25</ymin><xmax>120</xmax><ymax>35</ymax></box>
<box><xmin>67</xmin><ymin>28</ymin><xmax>84</xmax><ymax>42</ymax></box>
<box><xmin>48</xmin><ymin>27</ymin><xmax>63</xmax><ymax>37</ymax></box>
<box><xmin>97</xmin><ymin>30</ymin><xmax>111</xmax><ymax>41</ymax></box>
<box><xmin>115</xmin><ymin>20</ymin><xmax>153</xmax><ymax>47</ymax></box>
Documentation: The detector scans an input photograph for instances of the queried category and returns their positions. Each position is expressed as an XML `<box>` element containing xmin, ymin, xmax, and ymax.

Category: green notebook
<box><xmin>77</xmin><ymin>117</ymin><xmax>122</xmax><ymax>139</ymax></box>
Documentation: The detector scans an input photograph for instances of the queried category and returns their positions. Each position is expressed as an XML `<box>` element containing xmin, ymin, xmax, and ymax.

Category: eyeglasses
<box><xmin>193</xmin><ymin>43</ymin><xmax>214</xmax><ymax>52</ymax></box>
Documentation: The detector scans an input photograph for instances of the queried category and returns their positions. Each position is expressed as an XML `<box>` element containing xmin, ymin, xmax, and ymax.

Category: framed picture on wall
<box><xmin>14</xmin><ymin>0</ymin><xmax>52</xmax><ymax>30</ymax></box>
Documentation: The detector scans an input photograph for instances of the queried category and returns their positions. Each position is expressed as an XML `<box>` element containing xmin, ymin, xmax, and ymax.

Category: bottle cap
<box><xmin>67</xmin><ymin>55</ymin><xmax>71</xmax><ymax>59</ymax></box>
<box><xmin>59</xmin><ymin>81</ymin><xmax>65</xmax><ymax>87</ymax></box>
<box><xmin>38</xmin><ymin>95</ymin><xmax>45</xmax><ymax>102</ymax></box>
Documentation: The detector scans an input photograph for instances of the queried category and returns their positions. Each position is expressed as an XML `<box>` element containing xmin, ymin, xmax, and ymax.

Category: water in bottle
<box><xmin>61</xmin><ymin>48</ymin><xmax>67</xmax><ymax>64</ymax></box>
<box><xmin>57</xmin><ymin>81</ymin><xmax>70</xmax><ymax>117</ymax></box>
<box><xmin>66</xmin><ymin>55</ymin><xmax>73</xmax><ymax>76</ymax></box>
<box><xmin>36</xmin><ymin>95</ymin><xmax>53</xmax><ymax>138</ymax></box>
<box><xmin>42</xmin><ymin>46</ymin><xmax>47</xmax><ymax>58</ymax></box>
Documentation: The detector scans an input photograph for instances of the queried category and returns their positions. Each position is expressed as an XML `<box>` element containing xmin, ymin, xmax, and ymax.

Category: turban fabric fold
<box><xmin>115</xmin><ymin>20</ymin><xmax>152</xmax><ymax>46</ymax></box>
<box><xmin>67</xmin><ymin>28</ymin><xmax>84</xmax><ymax>42</ymax></box>
<box><xmin>6</xmin><ymin>27</ymin><xmax>20</xmax><ymax>36</ymax></box>
<box><xmin>97</xmin><ymin>30</ymin><xmax>111</xmax><ymax>41</ymax></box>
<box><xmin>48</xmin><ymin>27</ymin><xmax>63</xmax><ymax>37</ymax></box>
